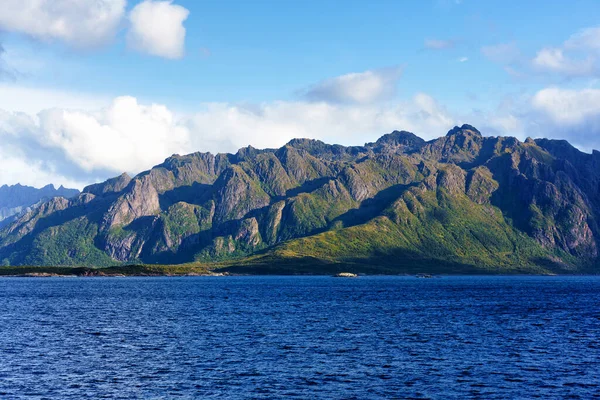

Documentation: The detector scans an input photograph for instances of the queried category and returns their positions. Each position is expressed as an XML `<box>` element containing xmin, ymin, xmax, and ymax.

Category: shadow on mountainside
<box><xmin>332</xmin><ymin>183</ymin><xmax>417</xmax><ymax>228</ymax></box>
<box><xmin>217</xmin><ymin>247</ymin><xmax>546</xmax><ymax>275</ymax></box>
<box><xmin>0</xmin><ymin>195</ymin><xmax>117</xmax><ymax>261</ymax></box>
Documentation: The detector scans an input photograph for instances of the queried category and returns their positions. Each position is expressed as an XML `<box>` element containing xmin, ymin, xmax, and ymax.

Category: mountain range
<box><xmin>0</xmin><ymin>184</ymin><xmax>79</xmax><ymax>229</ymax></box>
<box><xmin>1</xmin><ymin>124</ymin><xmax>599</xmax><ymax>274</ymax></box>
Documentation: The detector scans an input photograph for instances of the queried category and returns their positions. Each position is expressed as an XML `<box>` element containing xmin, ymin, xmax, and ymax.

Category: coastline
<box><xmin>0</xmin><ymin>264</ymin><xmax>581</xmax><ymax>278</ymax></box>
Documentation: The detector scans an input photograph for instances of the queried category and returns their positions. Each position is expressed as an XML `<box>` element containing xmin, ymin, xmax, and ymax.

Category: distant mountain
<box><xmin>1</xmin><ymin>124</ymin><xmax>599</xmax><ymax>274</ymax></box>
<box><xmin>0</xmin><ymin>184</ymin><xmax>79</xmax><ymax>229</ymax></box>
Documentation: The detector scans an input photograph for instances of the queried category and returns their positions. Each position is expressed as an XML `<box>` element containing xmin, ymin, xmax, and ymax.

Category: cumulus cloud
<box><xmin>531</xmin><ymin>87</ymin><xmax>600</xmax><ymax>124</ymax></box>
<box><xmin>37</xmin><ymin>96</ymin><xmax>190</xmax><ymax>172</ymax></box>
<box><xmin>532</xmin><ymin>47</ymin><xmax>595</xmax><ymax>77</ymax></box>
<box><xmin>0</xmin><ymin>110</ymin><xmax>98</xmax><ymax>188</ymax></box>
<box><xmin>483</xmin><ymin>27</ymin><xmax>600</xmax><ymax>79</ymax></box>
<box><xmin>564</xmin><ymin>26</ymin><xmax>600</xmax><ymax>51</ymax></box>
<box><xmin>0</xmin><ymin>96</ymin><xmax>193</xmax><ymax>187</ymax></box>
<box><xmin>525</xmin><ymin>26</ymin><xmax>600</xmax><ymax>78</ymax></box>
<box><xmin>127</xmin><ymin>0</ymin><xmax>190</xmax><ymax>59</ymax></box>
<box><xmin>424</xmin><ymin>39</ymin><xmax>455</xmax><ymax>50</ymax></box>
<box><xmin>473</xmin><ymin>87</ymin><xmax>600</xmax><ymax>153</ymax></box>
<box><xmin>527</xmin><ymin>88</ymin><xmax>600</xmax><ymax>151</ymax></box>
<box><xmin>188</xmin><ymin>93</ymin><xmax>454</xmax><ymax>152</ymax></box>
<box><xmin>0</xmin><ymin>0</ymin><xmax>190</xmax><ymax>58</ymax></box>
<box><xmin>0</xmin><ymin>147</ymin><xmax>86</xmax><ymax>189</ymax></box>
<box><xmin>0</xmin><ymin>0</ymin><xmax>126</xmax><ymax>48</ymax></box>
<box><xmin>302</xmin><ymin>66</ymin><xmax>403</xmax><ymax>104</ymax></box>
<box><xmin>0</xmin><ymin>83</ymin><xmax>111</xmax><ymax>115</ymax></box>
<box><xmin>4</xmin><ymin>84</ymin><xmax>600</xmax><ymax>189</ymax></box>
<box><xmin>0</xmin><ymin>90</ymin><xmax>458</xmax><ymax>188</ymax></box>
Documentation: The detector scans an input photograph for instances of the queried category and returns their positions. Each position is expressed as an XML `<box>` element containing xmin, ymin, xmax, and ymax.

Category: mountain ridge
<box><xmin>1</xmin><ymin>124</ymin><xmax>599</xmax><ymax>274</ymax></box>
<box><xmin>0</xmin><ymin>184</ymin><xmax>80</xmax><ymax>230</ymax></box>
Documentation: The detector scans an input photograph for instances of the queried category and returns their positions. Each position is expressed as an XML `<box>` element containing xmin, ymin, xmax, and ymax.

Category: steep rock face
<box><xmin>212</xmin><ymin>166</ymin><xmax>271</xmax><ymax>224</ymax></box>
<box><xmin>2</xmin><ymin>124</ymin><xmax>600</xmax><ymax>272</ymax></box>
<box><xmin>274</xmin><ymin>146</ymin><xmax>334</xmax><ymax>184</ymax></box>
<box><xmin>525</xmin><ymin>174</ymin><xmax>598</xmax><ymax>258</ymax></box>
<box><xmin>4</xmin><ymin>196</ymin><xmax>71</xmax><ymax>238</ymax></box>
<box><xmin>235</xmin><ymin>217</ymin><xmax>262</xmax><ymax>247</ymax></box>
<box><xmin>103</xmin><ymin>226</ymin><xmax>149</xmax><ymax>261</ymax></box>
<box><xmin>436</xmin><ymin>165</ymin><xmax>467</xmax><ymax>195</ymax></box>
<box><xmin>101</xmin><ymin>175</ymin><xmax>160</xmax><ymax>230</ymax></box>
<box><xmin>94</xmin><ymin>175</ymin><xmax>163</xmax><ymax>262</ymax></box>
<box><xmin>242</xmin><ymin>153</ymin><xmax>295</xmax><ymax>197</ymax></box>
<box><xmin>263</xmin><ymin>201</ymin><xmax>285</xmax><ymax>244</ymax></box>
<box><xmin>466</xmin><ymin>167</ymin><xmax>499</xmax><ymax>204</ymax></box>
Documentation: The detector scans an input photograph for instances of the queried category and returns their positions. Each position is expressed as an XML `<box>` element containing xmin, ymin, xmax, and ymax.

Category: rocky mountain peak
<box><xmin>285</xmin><ymin>138</ymin><xmax>331</xmax><ymax>155</ymax></box>
<box><xmin>446</xmin><ymin>124</ymin><xmax>482</xmax><ymax>137</ymax></box>
<box><xmin>83</xmin><ymin>172</ymin><xmax>132</xmax><ymax>197</ymax></box>
<box><xmin>370</xmin><ymin>130</ymin><xmax>425</xmax><ymax>152</ymax></box>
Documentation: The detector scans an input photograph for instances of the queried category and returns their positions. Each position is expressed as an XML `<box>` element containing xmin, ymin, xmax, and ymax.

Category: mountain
<box><xmin>0</xmin><ymin>184</ymin><xmax>80</xmax><ymax>229</ymax></box>
<box><xmin>1</xmin><ymin>124</ymin><xmax>599</xmax><ymax>274</ymax></box>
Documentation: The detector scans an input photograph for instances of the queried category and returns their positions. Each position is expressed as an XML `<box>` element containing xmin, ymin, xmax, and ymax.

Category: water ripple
<box><xmin>0</xmin><ymin>276</ymin><xmax>599</xmax><ymax>398</ymax></box>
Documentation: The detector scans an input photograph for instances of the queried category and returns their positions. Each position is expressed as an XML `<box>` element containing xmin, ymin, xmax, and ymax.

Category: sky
<box><xmin>1</xmin><ymin>0</ymin><xmax>600</xmax><ymax>189</ymax></box>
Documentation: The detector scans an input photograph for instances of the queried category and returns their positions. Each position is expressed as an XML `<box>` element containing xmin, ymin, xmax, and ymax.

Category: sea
<box><xmin>1</xmin><ymin>275</ymin><xmax>599</xmax><ymax>399</ymax></box>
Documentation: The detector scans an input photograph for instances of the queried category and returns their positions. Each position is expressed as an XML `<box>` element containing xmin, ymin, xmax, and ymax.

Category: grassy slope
<box><xmin>220</xmin><ymin>190</ymin><xmax>568</xmax><ymax>275</ymax></box>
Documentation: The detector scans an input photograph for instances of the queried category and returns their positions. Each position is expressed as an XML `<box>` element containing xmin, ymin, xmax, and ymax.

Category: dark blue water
<box><xmin>1</xmin><ymin>276</ymin><xmax>600</xmax><ymax>399</ymax></box>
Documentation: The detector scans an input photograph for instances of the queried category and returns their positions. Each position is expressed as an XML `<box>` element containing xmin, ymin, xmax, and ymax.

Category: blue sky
<box><xmin>6</xmin><ymin>0</ymin><xmax>600</xmax><ymax>104</ymax></box>
<box><xmin>1</xmin><ymin>0</ymin><xmax>600</xmax><ymax>188</ymax></box>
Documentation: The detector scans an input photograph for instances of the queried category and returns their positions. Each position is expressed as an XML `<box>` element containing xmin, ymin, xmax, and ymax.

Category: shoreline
<box><xmin>0</xmin><ymin>263</ymin><xmax>594</xmax><ymax>278</ymax></box>
<box><xmin>1</xmin><ymin>272</ymin><xmax>593</xmax><ymax>278</ymax></box>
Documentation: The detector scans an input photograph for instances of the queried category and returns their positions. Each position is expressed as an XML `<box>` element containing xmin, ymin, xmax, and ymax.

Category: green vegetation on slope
<box><xmin>221</xmin><ymin>189</ymin><xmax>576</xmax><ymax>275</ymax></box>
<box><xmin>1</xmin><ymin>125</ymin><xmax>599</xmax><ymax>274</ymax></box>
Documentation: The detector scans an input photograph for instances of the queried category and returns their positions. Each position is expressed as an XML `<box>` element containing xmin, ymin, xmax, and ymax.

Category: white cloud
<box><xmin>473</xmin><ymin>87</ymin><xmax>600</xmax><ymax>153</ymax></box>
<box><xmin>127</xmin><ymin>0</ymin><xmax>190</xmax><ymax>59</ymax></box>
<box><xmin>302</xmin><ymin>66</ymin><xmax>403</xmax><ymax>104</ymax></box>
<box><xmin>531</xmin><ymin>87</ymin><xmax>600</xmax><ymax>125</ymax></box>
<box><xmin>188</xmin><ymin>93</ymin><xmax>454</xmax><ymax>151</ymax></box>
<box><xmin>0</xmin><ymin>0</ymin><xmax>125</xmax><ymax>48</ymax></box>
<box><xmin>4</xmin><ymin>84</ymin><xmax>600</xmax><ymax>189</ymax></box>
<box><xmin>458</xmin><ymin>57</ymin><xmax>468</xmax><ymax>63</ymax></box>
<box><xmin>37</xmin><ymin>96</ymin><xmax>191</xmax><ymax>172</ymax></box>
<box><xmin>0</xmin><ymin>83</ymin><xmax>111</xmax><ymax>114</ymax></box>
<box><xmin>0</xmin><ymin>90</ymin><xmax>458</xmax><ymax>187</ymax></box>
<box><xmin>0</xmin><ymin>147</ymin><xmax>86</xmax><ymax>189</ymax></box>
<box><xmin>532</xmin><ymin>47</ymin><xmax>595</xmax><ymax>76</ymax></box>
<box><xmin>565</xmin><ymin>26</ymin><xmax>600</xmax><ymax>51</ymax></box>
<box><xmin>484</xmin><ymin>28</ymin><xmax>600</xmax><ymax>79</ymax></box>
<box><xmin>522</xmin><ymin>26</ymin><xmax>600</xmax><ymax>78</ymax></box>
<box><xmin>527</xmin><ymin>87</ymin><xmax>600</xmax><ymax>152</ymax></box>
<box><xmin>424</xmin><ymin>39</ymin><xmax>455</xmax><ymax>50</ymax></box>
